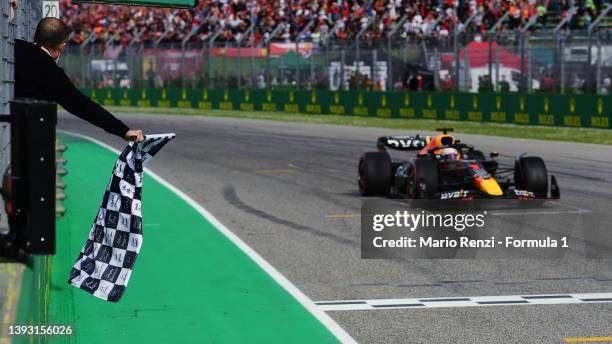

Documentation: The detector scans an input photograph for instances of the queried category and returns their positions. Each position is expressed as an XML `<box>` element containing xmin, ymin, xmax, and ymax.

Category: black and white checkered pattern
<box><xmin>68</xmin><ymin>134</ymin><xmax>175</xmax><ymax>302</ymax></box>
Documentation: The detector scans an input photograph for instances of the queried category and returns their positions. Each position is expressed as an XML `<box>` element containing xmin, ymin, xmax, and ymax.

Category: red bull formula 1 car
<box><xmin>358</xmin><ymin>129</ymin><xmax>560</xmax><ymax>200</ymax></box>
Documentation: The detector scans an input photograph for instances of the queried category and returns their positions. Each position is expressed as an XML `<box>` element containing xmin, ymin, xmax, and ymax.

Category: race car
<box><xmin>358</xmin><ymin>128</ymin><xmax>560</xmax><ymax>200</ymax></box>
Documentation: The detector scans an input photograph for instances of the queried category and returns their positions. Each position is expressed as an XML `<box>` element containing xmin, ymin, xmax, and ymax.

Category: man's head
<box><xmin>33</xmin><ymin>18</ymin><xmax>69</xmax><ymax>60</ymax></box>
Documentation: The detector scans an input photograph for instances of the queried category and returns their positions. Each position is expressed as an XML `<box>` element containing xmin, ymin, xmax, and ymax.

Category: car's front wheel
<box><xmin>515</xmin><ymin>156</ymin><xmax>548</xmax><ymax>198</ymax></box>
<box><xmin>412</xmin><ymin>159</ymin><xmax>440</xmax><ymax>198</ymax></box>
<box><xmin>358</xmin><ymin>152</ymin><xmax>392</xmax><ymax>196</ymax></box>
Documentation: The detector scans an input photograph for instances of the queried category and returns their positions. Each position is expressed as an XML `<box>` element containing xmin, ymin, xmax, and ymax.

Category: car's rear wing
<box><xmin>377</xmin><ymin>136</ymin><xmax>427</xmax><ymax>151</ymax></box>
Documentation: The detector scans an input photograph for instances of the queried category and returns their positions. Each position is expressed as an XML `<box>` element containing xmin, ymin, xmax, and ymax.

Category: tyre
<box><xmin>413</xmin><ymin>159</ymin><xmax>439</xmax><ymax>198</ymax></box>
<box><xmin>358</xmin><ymin>152</ymin><xmax>392</xmax><ymax>196</ymax></box>
<box><xmin>515</xmin><ymin>156</ymin><xmax>548</xmax><ymax>198</ymax></box>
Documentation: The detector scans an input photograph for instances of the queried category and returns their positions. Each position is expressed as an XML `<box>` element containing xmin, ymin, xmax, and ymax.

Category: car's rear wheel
<box><xmin>413</xmin><ymin>159</ymin><xmax>439</xmax><ymax>198</ymax></box>
<box><xmin>358</xmin><ymin>152</ymin><xmax>392</xmax><ymax>196</ymax></box>
<box><xmin>515</xmin><ymin>156</ymin><xmax>548</xmax><ymax>198</ymax></box>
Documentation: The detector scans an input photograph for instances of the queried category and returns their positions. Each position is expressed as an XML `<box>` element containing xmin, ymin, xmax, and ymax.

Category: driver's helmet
<box><xmin>433</xmin><ymin>147</ymin><xmax>460</xmax><ymax>160</ymax></box>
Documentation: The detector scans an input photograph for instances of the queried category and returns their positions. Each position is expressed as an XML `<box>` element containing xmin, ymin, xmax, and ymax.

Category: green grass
<box><xmin>105</xmin><ymin>106</ymin><xmax>612</xmax><ymax>145</ymax></box>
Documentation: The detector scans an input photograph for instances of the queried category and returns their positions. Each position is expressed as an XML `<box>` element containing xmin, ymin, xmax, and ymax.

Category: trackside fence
<box><xmin>82</xmin><ymin>88</ymin><xmax>611</xmax><ymax>129</ymax></box>
<box><xmin>1</xmin><ymin>0</ymin><xmax>41</xmax><ymax>233</ymax></box>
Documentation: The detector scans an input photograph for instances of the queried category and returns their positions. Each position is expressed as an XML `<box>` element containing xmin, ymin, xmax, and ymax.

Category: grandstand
<box><xmin>58</xmin><ymin>0</ymin><xmax>612</xmax><ymax>95</ymax></box>
<box><xmin>60</xmin><ymin>0</ymin><xmax>612</xmax><ymax>44</ymax></box>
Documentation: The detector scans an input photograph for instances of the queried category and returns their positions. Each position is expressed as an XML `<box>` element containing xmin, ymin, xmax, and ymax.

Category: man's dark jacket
<box><xmin>15</xmin><ymin>39</ymin><xmax>129</xmax><ymax>138</ymax></box>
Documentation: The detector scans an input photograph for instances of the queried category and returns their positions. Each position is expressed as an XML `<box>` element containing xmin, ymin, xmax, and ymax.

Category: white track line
<box><xmin>60</xmin><ymin>130</ymin><xmax>357</xmax><ymax>344</ymax></box>
<box><xmin>315</xmin><ymin>293</ymin><xmax>612</xmax><ymax>311</ymax></box>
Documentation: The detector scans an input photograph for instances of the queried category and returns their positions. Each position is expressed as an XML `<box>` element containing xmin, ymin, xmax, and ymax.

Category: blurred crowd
<box><xmin>61</xmin><ymin>0</ymin><xmax>611</xmax><ymax>46</ymax></box>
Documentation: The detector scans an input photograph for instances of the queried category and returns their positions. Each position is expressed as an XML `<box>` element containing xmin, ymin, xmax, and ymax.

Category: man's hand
<box><xmin>124</xmin><ymin>129</ymin><xmax>144</xmax><ymax>142</ymax></box>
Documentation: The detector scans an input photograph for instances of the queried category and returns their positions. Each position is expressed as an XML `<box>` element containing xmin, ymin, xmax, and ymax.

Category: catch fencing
<box><xmin>61</xmin><ymin>29</ymin><xmax>612</xmax><ymax>96</ymax></box>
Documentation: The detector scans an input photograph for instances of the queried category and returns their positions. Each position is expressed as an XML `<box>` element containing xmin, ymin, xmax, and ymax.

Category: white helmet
<box><xmin>435</xmin><ymin>147</ymin><xmax>460</xmax><ymax>160</ymax></box>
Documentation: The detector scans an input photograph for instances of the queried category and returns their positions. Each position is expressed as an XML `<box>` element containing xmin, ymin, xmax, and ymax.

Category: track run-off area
<box><xmin>58</xmin><ymin>111</ymin><xmax>612</xmax><ymax>344</ymax></box>
<box><xmin>48</xmin><ymin>132</ymin><xmax>350</xmax><ymax>343</ymax></box>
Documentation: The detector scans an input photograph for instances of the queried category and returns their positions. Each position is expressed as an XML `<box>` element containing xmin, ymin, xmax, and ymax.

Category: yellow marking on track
<box><xmin>564</xmin><ymin>337</ymin><xmax>612</xmax><ymax>343</ymax></box>
<box><xmin>254</xmin><ymin>168</ymin><xmax>298</xmax><ymax>174</ymax></box>
<box><xmin>325</xmin><ymin>213</ymin><xmax>360</xmax><ymax>219</ymax></box>
<box><xmin>0</xmin><ymin>264</ymin><xmax>25</xmax><ymax>340</ymax></box>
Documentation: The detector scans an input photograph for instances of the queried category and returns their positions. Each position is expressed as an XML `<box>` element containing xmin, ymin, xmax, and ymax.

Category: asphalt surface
<box><xmin>58</xmin><ymin>112</ymin><xmax>612</xmax><ymax>344</ymax></box>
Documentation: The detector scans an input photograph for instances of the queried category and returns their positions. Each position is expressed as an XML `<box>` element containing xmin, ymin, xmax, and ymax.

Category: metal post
<box><xmin>553</xmin><ymin>6</ymin><xmax>576</xmax><ymax>93</ymax></box>
<box><xmin>181</xmin><ymin>42</ymin><xmax>187</xmax><ymax>89</ymax></box>
<box><xmin>325</xmin><ymin>40</ymin><xmax>330</xmax><ymax>90</ymax></box>
<box><xmin>138</xmin><ymin>42</ymin><xmax>145</xmax><ymax>88</ymax></box>
<box><xmin>464</xmin><ymin>45</ymin><xmax>470</xmax><ymax>92</ymax></box>
<box><xmin>127</xmin><ymin>29</ymin><xmax>143</xmax><ymax>88</ymax></box>
<box><xmin>154</xmin><ymin>29</ymin><xmax>170</xmax><ymax>87</ymax></box>
<box><xmin>236</xmin><ymin>26</ymin><xmax>253</xmax><ymax>89</ymax></box>
<box><xmin>454</xmin><ymin>25</ymin><xmax>460</xmax><ymax>90</ymax></box>
<box><xmin>208</xmin><ymin>41</ymin><xmax>213</xmax><ymax>89</ymax></box>
<box><xmin>387</xmin><ymin>15</ymin><xmax>408</xmax><ymax>91</ymax></box>
<box><xmin>340</xmin><ymin>49</ymin><xmax>346</xmax><ymax>90</ymax></box>
<box><xmin>296</xmin><ymin>20</ymin><xmax>315</xmax><ymax>90</ymax></box>
<box><xmin>560</xmin><ymin>38</ymin><xmax>565</xmax><ymax>94</ymax></box>
<box><xmin>519</xmin><ymin>33</ymin><xmax>526</xmax><ymax>92</ymax></box>
<box><xmin>455</xmin><ymin>12</ymin><xmax>478</xmax><ymax>91</ymax></box>
<box><xmin>80</xmin><ymin>33</ymin><xmax>96</xmax><ymax>88</ymax></box>
<box><xmin>588</xmin><ymin>30</ymin><xmax>593</xmax><ymax>93</ymax></box>
<box><xmin>488</xmin><ymin>33</ymin><xmax>493</xmax><ymax>91</ymax></box>
<box><xmin>320</xmin><ymin>21</ymin><xmax>341</xmax><ymax>91</ymax></box>
<box><xmin>295</xmin><ymin>43</ymin><xmax>300</xmax><ymax>89</ymax></box>
<box><xmin>208</xmin><ymin>28</ymin><xmax>224</xmax><ymax>89</ymax></box>
<box><xmin>355</xmin><ymin>17</ymin><xmax>374</xmax><ymax>90</ymax></box>
<box><xmin>596</xmin><ymin>36</ymin><xmax>602</xmax><ymax>94</ymax></box>
<box><xmin>433</xmin><ymin>48</ymin><xmax>440</xmax><ymax>90</ymax></box>
<box><xmin>237</xmin><ymin>39</ymin><xmax>242</xmax><ymax>89</ymax></box>
<box><xmin>250</xmin><ymin>31</ymin><xmax>255</xmax><ymax>88</ymax></box>
<box><xmin>222</xmin><ymin>41</ymin><xmax>228</xmax><ymax>88</ymax></box>
<box><xmin>488</xmin><ymin>12</ymin><xmax>510</xmax><ymax>89</ymax></box>
<box><xmin>264</xmin><ymin>23</ymin><xmax>285</xmax><ymax>88</ymax></box>
<box><xmin>495</xmin><ymin>37</ymin><xmax>500</xmax><ymax>90</ymax></box>
<box><xmin>266</xmin><ymin>40</ymin><xmax>272</xmax><ymax>88</ymax></box>
<box><xmin>372</xmin><ymin>50</ymin><xmax>377</xmax><ymax>91</ymax></box>
<box><xmin>527</xmin><ymin>42</ymin><xmax>533</xmax><ymax>93</ymax></box>
<box><xmin>587</xmin><ymin>4</ymin><xmax>612</xmax><ymax>93</ymax></box>
<box><xmin>181</xmin><ymin>28</ymin><xmax>197</xmax><ymax>89</ymax></box>
<box><xmin>387</xmin><ymin>37</ymin><xmax>393</xmax><ymax>91</ymax></box>
<box><xmin>310</xmin><ymin>45</ymin><xmax>315</xmax><ymax>89</ymax></box>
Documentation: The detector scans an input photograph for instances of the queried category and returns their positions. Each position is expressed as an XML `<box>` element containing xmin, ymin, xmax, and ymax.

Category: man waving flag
<box><xmin>68</xmin><ymin>134</ymin><xmax>175</xmax><ymax>302</ymax></box>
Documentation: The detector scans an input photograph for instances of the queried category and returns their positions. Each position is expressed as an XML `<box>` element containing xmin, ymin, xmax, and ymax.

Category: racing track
<box><xmin>59</xmin><ymin>112</ymin><xmax>612</xmax><ymax>344</ymax></box>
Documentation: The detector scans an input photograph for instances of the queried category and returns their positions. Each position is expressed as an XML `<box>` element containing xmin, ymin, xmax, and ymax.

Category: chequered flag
<box><xmin>68</xmin><ymin>134</ymin><xmax>175</xmax><ymax>302</ymax></box>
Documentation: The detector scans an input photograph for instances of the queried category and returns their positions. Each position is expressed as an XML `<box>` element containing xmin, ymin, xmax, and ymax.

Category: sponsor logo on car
<box><xmin>386</xmin><ymin>138</ymin><xmax>424</xmax><ymax>149</ymax></box>
<box><xmin>513</xmin><ymin>189</ymin><xmax>535</xmax><ymax>198</ymax></box>
<box><xmin>440</xmin><ymin>190</ymin><xmax>471</xmax><ymax>200</ymax></box>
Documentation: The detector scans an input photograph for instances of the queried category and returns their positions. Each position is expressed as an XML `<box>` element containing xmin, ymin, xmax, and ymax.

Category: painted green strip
<box><xmin>47</xmin><ymin>134</ymin><xmax>339</xmax><ymax>343</ymax></box>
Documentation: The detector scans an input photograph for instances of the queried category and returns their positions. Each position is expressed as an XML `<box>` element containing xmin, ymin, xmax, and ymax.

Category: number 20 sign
<box><xmin>42</xmin><ymin>1</ymin><xmax>59</xmax><ymax>19</ymax></box>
